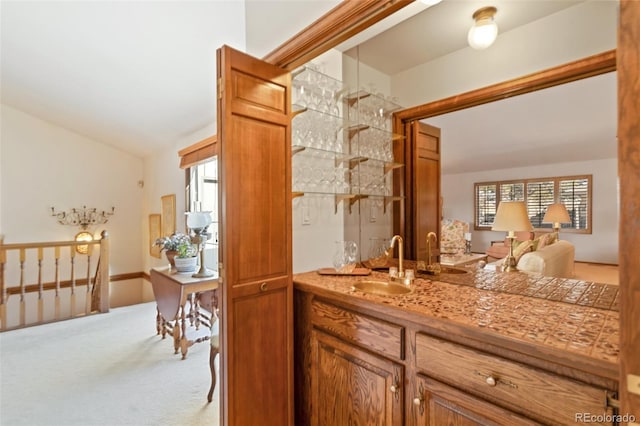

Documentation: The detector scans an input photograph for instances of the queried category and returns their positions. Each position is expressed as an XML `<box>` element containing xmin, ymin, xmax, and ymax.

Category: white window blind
<box><xmin>559</xmin><ymin>177</ymin><xmax>590</xmax><ymax>230</ymax></box>
<box><xmin>474</xmin><ymin>175</ymin><xmax>592</xmax><ymax>233</ymax></box>
<box><xmin>526</xmin><ymin>181</ymin><xmax>554</xmax><ymax>228</ymax></box>
<box><xmin>475</xmin><ymin>184</ymin><xmax>497</xmax><ymax>227</ymax></box>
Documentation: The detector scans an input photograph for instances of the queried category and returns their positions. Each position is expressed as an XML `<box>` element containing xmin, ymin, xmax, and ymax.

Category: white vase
<box><xmin>174</xmin><ymin>256</ymin><xmax>198</xmax><ymax>273</ymax></box>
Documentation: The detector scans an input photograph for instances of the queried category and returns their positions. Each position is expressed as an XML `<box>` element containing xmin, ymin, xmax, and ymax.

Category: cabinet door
<box><xmin>312</xmin><ymin>330</ymin><xmax>403</xmax><ymax>426</ymax></box>
<box><xmin>217</xmin><ymin>45</ymin><xmax>293</xmax><ymax>426</ymax></box>
<box><xmin>412</xmin><ymin>122</ymin><xmax>441</xmax><ymax>262</ymax></box>
<box><xmin>397</xmin><ymin>121</ymin><xmax>441</xmax><ymax>261</ymax></box>
<box><xmin>412</xmin><ymin>375</ymin><xmax>537</xmax><ymax>426</ymax></box>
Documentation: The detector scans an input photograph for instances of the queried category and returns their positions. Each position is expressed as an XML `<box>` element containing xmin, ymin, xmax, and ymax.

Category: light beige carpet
<box><xmin>0</xmin><ymin>302</ymin><xmax>219</xmax><ymax>426</ymax></box>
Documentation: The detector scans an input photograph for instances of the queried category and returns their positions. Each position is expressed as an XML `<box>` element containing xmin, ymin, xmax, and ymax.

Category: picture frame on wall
<box><xmin>149</xmin><ymin>213</ymin><xmax>162</xmax><ymax>258</ymax></box>
<box><xmin>161</xmin><ymin>194</ymin><xmax>176</xmax><ymax>238</ymax></box>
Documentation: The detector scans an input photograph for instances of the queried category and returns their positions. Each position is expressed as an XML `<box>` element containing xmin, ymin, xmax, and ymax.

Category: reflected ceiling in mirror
<box><xmin>340</xmin><ymin>0</ymin><xmax>585</xmax><ymax>75</ymax></box>
<box><xmin>425</xmin><ymin>71</ymin><xmax>617</xmax><ymax>174</ymax></box>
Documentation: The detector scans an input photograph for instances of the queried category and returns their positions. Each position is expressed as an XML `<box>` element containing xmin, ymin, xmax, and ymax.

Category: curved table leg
<box><xmin>173</xmin><ymin>314</ymin><xmax>181</xmax><ymax>355</ymax></box>
<box><xmin>156</xmin><ymin>306</ymin><xmax>162</xmax><ymax>335</ymax></box>
<box><xmin>180</xmin><ymin>303</ymin><xmax>189</xmax><ymax>359</ymax></box>
<box><xmin>207</xmin><ymin>346</ymin><xmax>219</xmax><ymax>402</ymax></box>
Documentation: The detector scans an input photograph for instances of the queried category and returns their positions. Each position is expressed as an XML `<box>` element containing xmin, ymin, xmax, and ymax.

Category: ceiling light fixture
<box><xmin>468</xmin><ymin>6</ymin><xmax>498</xmax><ymax>50</ymax></box>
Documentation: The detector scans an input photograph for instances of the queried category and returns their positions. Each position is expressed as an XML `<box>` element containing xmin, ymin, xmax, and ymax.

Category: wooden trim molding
<box><xmin>617</xmin><ymin>0</ymin><xmax>640</xmax><ymax>417</ymax></box>
<box><xmin>5</xmin><ymin>271</ymin><xmax>145</xmax><ymax>296</ymax></box>
<box><xmin>395</xmin><ymin>50</ymin><xmax>616</xmax><ymax>121</ymax></box>
<box><xmin>262</xmin><ymin>0</ymin><xmax>412</xmax><ymax>70</ymax></box>
<box><xmin>178</xmin><ymin>135</ymin><xmax>218</xmax><ymax>169</ymax></box>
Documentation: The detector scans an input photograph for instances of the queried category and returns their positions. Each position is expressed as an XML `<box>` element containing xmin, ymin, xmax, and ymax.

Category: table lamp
<box><xmin>187</xmin><ymin>211</ymin><xmax>214</xmax><ymax>278</ymax></box>
<box><xmin>543</xmin><ymin>203</ymin><xmax>571</xmax><ymax>234</ymax></box>
<box><xmin>491</xmin><ymin>201</ymin><xmax>532</xmax><ymax>272</ymax></box>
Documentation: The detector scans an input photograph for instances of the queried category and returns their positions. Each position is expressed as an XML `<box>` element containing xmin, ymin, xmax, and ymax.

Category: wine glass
<box><xmin>333</xmin><ymin>240</ymin><xmax>358</xmax><ymax>273</ymax></box>
<box><xmin>368</xmin><ymin>237</ymin><xmax>390</xmax><ymax>268</ymax></box>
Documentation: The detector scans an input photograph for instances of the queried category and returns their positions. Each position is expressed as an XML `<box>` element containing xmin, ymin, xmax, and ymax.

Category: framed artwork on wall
<box><xmin>161</xmin><ymin>194</ymin><xmax>176</xmax><ymax>237</ymax></box>
<box><xmin>149</xmin><ymin>213</ymin><xmax>161</xmax><ymax>258</ymax></box>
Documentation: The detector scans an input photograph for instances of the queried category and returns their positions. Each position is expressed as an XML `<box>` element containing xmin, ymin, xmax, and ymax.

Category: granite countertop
<box><xmin>293</xmin><ymin>268</ymin><xmax>620</xmax><ymax>366</ymax></box>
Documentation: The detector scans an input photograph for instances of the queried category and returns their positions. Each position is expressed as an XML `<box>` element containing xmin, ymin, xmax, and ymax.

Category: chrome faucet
<box><xmin>388</xmin><ymin>235</ymin><xmax>414</xmax><ymax>285</ymax></box>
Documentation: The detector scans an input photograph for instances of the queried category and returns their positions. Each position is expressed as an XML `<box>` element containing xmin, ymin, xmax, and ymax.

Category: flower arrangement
<box><xmin>155</xmin><ymin>233</ymin><xmax>196</xmax><ymax>258</ymax></box>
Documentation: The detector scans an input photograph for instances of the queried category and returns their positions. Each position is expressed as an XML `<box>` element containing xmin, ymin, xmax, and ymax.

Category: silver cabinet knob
<box><xmin>413</xmin><ymin>397</ymin><xmax>423</xmax><ymax>406</ymax></box>
<box><xmin>485</xmin><ymin>375</ymin><xmax>497</xmax><ymax>386</ymax></box>
<box><xmin>389</xmin><ymin>385</ymin><xmax>398</xmax><ymax>394</ymax></box>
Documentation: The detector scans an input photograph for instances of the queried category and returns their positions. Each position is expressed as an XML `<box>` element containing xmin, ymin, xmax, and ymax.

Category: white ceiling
<box><xmin>0</xmin><ymin>1</ymin><xmax>337</xmax><ymax>158</ymax></box>
<box><xmin>1</xmin><ymin>0</ymin><xmax>617</xmax><ymax>170</ymax></box>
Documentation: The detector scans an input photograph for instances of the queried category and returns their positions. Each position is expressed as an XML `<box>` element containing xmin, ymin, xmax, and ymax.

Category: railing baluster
<box><xmin>37</xmin><ymin>247</ymin><xmax>44</xmax><ymax>323</ymax></box>
<box><xmin>70</xmin><ymin>246</ymin><xmax>76</xmax><ymax>317</ymax></box>
<box><xmin>0</xmin><ymin>237</ymin><xmax>107</xmax><ymax>330</ymax></box>
<box><xmin>85</xmin><ymin>244</ymin><xmax>92</xmax><ymax>314</ymax></box>
<box><xmin>55</xmin><ymin>246</ymin><xmax>60</xmax><ymax>320</ymax></box>
<box><xmin>98</xmin><ymin>231</ymin><xmax>110</xmax><ymax>313</ymax></box>
<box><xmin>19</xmin><ymin>248</ymin><xmax>26</xmax><ymax>327</ymax></box>
<box><xmin>0</xmin><ymin>234</ymin><xmax>6</xmax><ymax>331</ymax></box>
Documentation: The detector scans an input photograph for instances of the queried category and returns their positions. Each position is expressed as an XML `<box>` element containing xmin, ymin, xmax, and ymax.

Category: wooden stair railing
<box><xmin>0</xmin><ymin>231</ymin><xmax>110</xmax><ymax>331</ymax></box>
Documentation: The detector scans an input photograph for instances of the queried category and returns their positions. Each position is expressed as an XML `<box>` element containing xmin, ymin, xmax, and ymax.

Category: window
<box><xmin>474</xmin><ymin>175</ymin><xmax>592</xmax><ymax>233</ymax></box>
<box><xmin>186</xmin><ymin>158</ymin><xmax>219</xmax><ymax>272</ymax></box>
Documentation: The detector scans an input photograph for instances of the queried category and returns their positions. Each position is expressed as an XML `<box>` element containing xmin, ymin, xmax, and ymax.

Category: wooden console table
<box><xmin>150</xmin><ymin>267</ymin><xmax>218</xmax><ymax>359</ymax></box>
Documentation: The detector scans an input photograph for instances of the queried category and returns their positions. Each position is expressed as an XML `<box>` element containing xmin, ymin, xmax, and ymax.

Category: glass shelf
<box><xmin>291</xmin><ymin>66</ymin><xmax>404</xmax><ymax>216</ymax></box>
<box><xmin>345</xmin><ymin>90</ymin><xmax>402</xmax><ymax>116</ymax></box>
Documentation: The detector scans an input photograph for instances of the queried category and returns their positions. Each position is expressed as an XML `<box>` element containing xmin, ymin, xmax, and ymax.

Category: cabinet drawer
<box><xmin>415</xmin><ymin>333</ymin><xmax>612</xmax><ymax>425</ymax></box>
<box><xmin>311</xmin><ymin>300</ymin><xmax>404</xmax><ymax>360</ymax></box>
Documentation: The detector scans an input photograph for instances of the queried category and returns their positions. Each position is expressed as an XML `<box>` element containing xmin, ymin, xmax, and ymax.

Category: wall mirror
<box><xmin>292</xmin><ymin>0</ymin><xmax>617</xmax><ymax>267</ymax></box>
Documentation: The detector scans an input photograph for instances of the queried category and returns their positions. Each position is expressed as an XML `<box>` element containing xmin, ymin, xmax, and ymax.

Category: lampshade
<box><xmin>468</xmin><ymin>7</ymin><xmax>498</xmax><ymax>50</ymax></box>
<box><xmin>543</xmin><ymin>203</ymin><xmax>571</xmax><ymax>225</ymax></box>
<box><xmin>186</xmin><ymin>211</ymin><xmax>212</xmax><ymax>230</ymax></box>
<box><xmin>491</xmin><ymin>201</ymin><xmax>532</xmax><ymax>233</ymax></box>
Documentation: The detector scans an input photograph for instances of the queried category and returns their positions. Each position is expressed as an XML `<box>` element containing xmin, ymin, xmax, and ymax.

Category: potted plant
<box><xmin>155</xmin><ymin>232</ymin><xmax>195</xmax><ymax>269</ymax></box>
<box><xmin>173</xmin><ymin>238</ymin><xmax>198</xmax><ymax>273</ymax></box>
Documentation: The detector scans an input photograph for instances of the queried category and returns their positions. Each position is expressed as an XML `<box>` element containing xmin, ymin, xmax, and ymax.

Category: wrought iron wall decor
<box><xmin>50</xmin><ymin>206</ymin><xmax>115</xmax><ymax>229</ymax></box>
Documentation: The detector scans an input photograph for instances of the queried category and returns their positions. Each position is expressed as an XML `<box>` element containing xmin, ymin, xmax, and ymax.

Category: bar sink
<box><xmin>417</xmin><ymin>266</ymin><xmax>469</xmax><ymax>277</ymax></box>
<box><xmin>352</xmin><ymin>280</ymin><xmax>412</xmax><ymax>296</ymax></box>
<box><xmin>441</xmin><ymin>266</ymin><xmax>469</xmax><ymax>274</ymax></box>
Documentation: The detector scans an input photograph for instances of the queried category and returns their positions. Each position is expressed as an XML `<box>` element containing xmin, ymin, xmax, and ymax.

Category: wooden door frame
<box><xmin>263</xmin><ymin>0</ymin><xmax>639</xmax><ymax>417</ymax></box>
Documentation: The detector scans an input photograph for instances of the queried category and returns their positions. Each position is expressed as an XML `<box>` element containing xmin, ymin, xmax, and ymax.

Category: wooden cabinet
<box><xmin>294</xmin><ymin>289</ymin><xmax>618</xmax><ymax>426</ymax></box>
<box><xmin>415</xmin><ymin>333</ymin><xmax>614</xmax><ymax>426</ymax></box>
<box><xmin>412</xmin><ymin>375</ymin><xmax>536</xmax><ymax>426</ymax></box>
<box><xmin>311</xmin><ymin>330</ymin><xmax>404</xmax><ymax>426</ymax></box>
<box><xmin>217</xmin><ymin>45</ymin><xmax>294</xmax><ymax>425</ymax></box>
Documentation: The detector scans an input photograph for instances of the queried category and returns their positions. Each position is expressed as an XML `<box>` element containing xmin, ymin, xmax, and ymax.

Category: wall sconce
<box><xmin>491</xmin><ymin>201</ymin><xmax>532</xmax><ymax>272</ymax></box>
<box><xmin>543</xmin><ymin>203</ymin><xmax>571</xmax><ymax>234</ymax></box>
<box><xmin>51</xmin><ymin>206</ymin><xmax>114</xmax><ymax>254</ymax></box>
<box><xmin>468</xmin><ymin>6</ymin><xmax>498</xmax><ymax>50</ymax></box>
<box><xmin>51</xmin><ymin>206</ymin><xmax>115</xmax><ymax>230</ymax></box>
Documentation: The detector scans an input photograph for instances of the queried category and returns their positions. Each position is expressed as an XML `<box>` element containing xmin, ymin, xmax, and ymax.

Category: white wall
<box><xmin>141</xmin><ymin>122</ymin><xmax>217</xmax><ymax>275</ymax></box>
<box><xmin>244</xmin><ymin>0</ymin><xmax>340</xmax><ymax>59</ymax></box>
<box><xmin>0</xmin><ymin>104</ymin><xmax>147</xmax><ymax>307</ymax></box>
<box><xmin>392</xmin><ymin>1</ymin><xmax>618</xmax><ymax>107</ymax></box>
<box><xmin>292</xmin><ymin>49</ymin><xmax>346</xmax><ymax>273</ymax></box>
<box><xmin>441</xmin><ymin>158</ymin><xmax>618</xmax><ymax>264</ymax></box>
<box><xmin>0</xmin><ymin>104</ymin><xmax>144</xmax><ymax>267</ymax></box>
